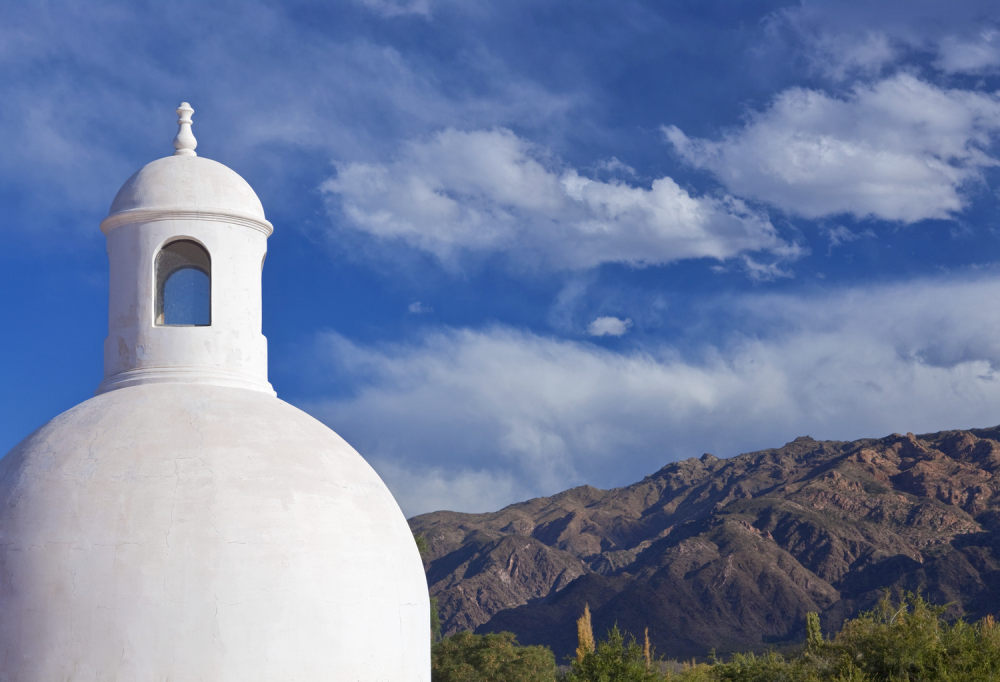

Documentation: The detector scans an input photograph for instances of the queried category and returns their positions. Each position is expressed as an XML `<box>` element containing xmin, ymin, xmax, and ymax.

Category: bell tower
<box><xmin>97</xmin><ymin>103</ymin><xmax>274</xmax><ymax>395</ymax></box>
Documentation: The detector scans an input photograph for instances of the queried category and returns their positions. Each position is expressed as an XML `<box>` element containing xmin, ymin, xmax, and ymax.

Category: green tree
<box><xmin>708</xmin><ymin>650</ymin><xmax>824</xmax><ymax>682</ymax></box>
<box><xmin>413</xmin><ymin>534</ymin><xmax>442</xmax><ymax>643</ymax></box>
<box><xmin>566</xmin><ymin>625</ymin><xmax>663</xmax><ymax>682</ymax></box>
<box><xmin>938</xmin><ymin>614</ymin><xmax>1000</xmax><ymax>680</ymax></box>
<box><xmin>414</xmin><ymin>534</ymin><xmax>430</xmax><ymax>556</ymax></box>
<box><xmin>833</xmin><ymin>592</ymin><xmax>947</xmax><ymax>680</ymax></box>
<box><xmin>431</xmin><ymin>631</ymin><xmax>557</xmax><ymax>682</ymax></box>
<box><xmin>805</xmin><ymin>612</ymin><xmax>823</xmax><ymax>652</ymax></box>
<box><xmin>430</xmin><ymin>595</ymin><xmax>442</xmax><ymax>643</ymax></box>
<box><xmin>827</xmin><ymin>592</ymin><xmax>1000</xmax><ymax>681</ymax></box>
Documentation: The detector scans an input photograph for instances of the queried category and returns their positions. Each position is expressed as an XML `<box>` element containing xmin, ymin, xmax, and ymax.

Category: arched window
<box><xmin>155</xmin><ymin>239</ymin><xmax>211</xmax><ymax>326</ymax></box>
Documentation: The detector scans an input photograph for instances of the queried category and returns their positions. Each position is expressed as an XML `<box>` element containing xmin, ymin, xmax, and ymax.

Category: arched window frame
<box><xmin>153</xmin><ymin>238</ymin><xmax>212</xmax><ymax>327</ymax></box>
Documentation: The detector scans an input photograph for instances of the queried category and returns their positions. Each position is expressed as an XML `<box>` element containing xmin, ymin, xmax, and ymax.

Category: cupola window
<box><xmin>155</xmin><ymin>239</ymin><xmax>211</xmax><ymax>326</ymax></box>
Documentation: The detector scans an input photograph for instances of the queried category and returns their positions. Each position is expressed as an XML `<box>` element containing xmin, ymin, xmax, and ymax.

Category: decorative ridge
<box><xmin>96</xmin><ymin>365</ymin><xmax>275</xmax><ymax>396</ymax></box>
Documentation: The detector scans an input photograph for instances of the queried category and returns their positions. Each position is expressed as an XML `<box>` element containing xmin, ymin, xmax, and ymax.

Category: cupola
<box><xmin>97</xmin><ymin>102</ymin><xmax>274</xmax><ymax>395</ymax></box>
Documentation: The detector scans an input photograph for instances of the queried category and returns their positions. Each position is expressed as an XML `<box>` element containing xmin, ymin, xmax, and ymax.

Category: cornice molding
<box><xmin>100</xmin><ymin>208</ymin><xmax>274</xmax><ymax>236</ymax></box>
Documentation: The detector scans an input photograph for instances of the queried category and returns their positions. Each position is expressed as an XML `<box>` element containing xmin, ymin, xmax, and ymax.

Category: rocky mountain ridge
<box><xmin>410</xmin><ymin>426</ymin><xmax>1000</xmax><ymax>660</ymax></box>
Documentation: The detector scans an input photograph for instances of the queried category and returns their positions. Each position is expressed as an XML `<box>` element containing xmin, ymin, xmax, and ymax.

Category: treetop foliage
<box><xmin>431</xmin><ymin>631</ymin><xmax>557</xmax><ymax>682</ymax></box>
<box><xmin>431</xmin><ymin>592</ymin><xmax>1000</xmax><ymax>681</ymax></box>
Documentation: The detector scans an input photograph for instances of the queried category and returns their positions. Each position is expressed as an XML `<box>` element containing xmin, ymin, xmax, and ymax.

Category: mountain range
<box><xmin>409</xmin><ymin>427</ymin><xmax>1000</xmax><ymax>660</ymax></box>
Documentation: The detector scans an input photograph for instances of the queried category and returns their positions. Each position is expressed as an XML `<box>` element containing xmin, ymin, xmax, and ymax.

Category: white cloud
<box><xmin>768</xmin><ymin>1</ymin><xmax>1000</xmax><ymax>78</ymax></box>
<box><xmin>666</xmin><ymin>74</ymin><xmax>1000</xmax><ymax>223</ymax></box>
<box><xmin>356</xmin><ymin>0</ymin><xmax>432</xmax><ymax>18</ymax></box>
<box><xmin>0</xmin><ymin>2</ymin><xmax>578</xmax><ymax>240</ymax></box>
<box><xmin>594</xmin><ymin>156</ymin><xmax>637</xmax><ymax>178</ymax></box>
<box><xmin>587</xmin><ymin>316</ymin><xmax>632</xmax><ymax>337</ymax></box>
<box><xmin>408</xmin><ymin>301</ymin><xmax>433</xmax><ymax>314</ymax></box>
<box><xmin>937</xmin><ymin>30</ymin><xmax>1000</xmax><ymax>73</ymax></box>
<box><xmin>369</xmin><ymin>461</ymin><xmax>520</xmax><ymax>519</ymax></box>
<box><xmin>740</xmin><ymin>255</ymin><xmax>794</xmax><ymax>282</ymax></box>
<box><xmin>323</xmin><ymin>128</ymin><xmax>796</xmax><ymax>270</ymax></box>
<box><xmin>823</xmin><ymin>225</ymin><xmax>876</xmax><ymax>252</ymax></box>
<box><xmin>765</xmin><ymin>10</ymin><xmax>898</xmax><ymax>80</ymax></box>
<box><xmin>811</xmin><ymin>31</ymin><xmax>897</xmax><ymax>81</ymax></box>
<box><xmin>305</xmin><ymin>273</ymin><xmax>1000</xmax><ymax>516</ymax></box>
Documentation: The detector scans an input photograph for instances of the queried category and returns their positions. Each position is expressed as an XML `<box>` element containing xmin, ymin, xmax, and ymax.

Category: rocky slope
<box><xmin>409</xmin><ymin>427</ymin><xmax>1000</xmax><ymax>660</ymax></box>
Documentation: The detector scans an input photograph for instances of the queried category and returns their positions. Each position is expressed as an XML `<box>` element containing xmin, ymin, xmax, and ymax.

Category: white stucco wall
<box><xmin>100</xmin><ymin>214</ymin><xmax>272</xmax><ymax>394</ymax></box>
<box><xmin>0</xmin><ymin>383</ymin><xmax>431</xmax><ymax>681</ymax></box>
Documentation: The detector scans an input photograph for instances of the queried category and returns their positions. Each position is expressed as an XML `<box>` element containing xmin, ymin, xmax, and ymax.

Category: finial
<box><xmin>173</xmin><ymin>102</ymin><xmax>197</xmax><ymax>156</ymax></box>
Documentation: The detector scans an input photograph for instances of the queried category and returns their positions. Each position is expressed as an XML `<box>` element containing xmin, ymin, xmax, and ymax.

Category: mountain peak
<box><xmin>411</xmin><ymin>425</ymin><xmax>1000</xmax><ymax>659</ymax></box>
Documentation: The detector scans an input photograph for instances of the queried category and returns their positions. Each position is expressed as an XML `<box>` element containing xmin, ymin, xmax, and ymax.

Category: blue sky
<box><xmin>4</xmin><ymin>1</ymin><xmax>1000</xmax><ymax>516</ymax></box>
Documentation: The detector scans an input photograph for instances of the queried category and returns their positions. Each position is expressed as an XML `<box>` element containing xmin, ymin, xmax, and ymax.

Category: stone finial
<box><xmin>173</xmin><ymin>102</ymin><xmax>197</xmax><ymax>156</ymax></box>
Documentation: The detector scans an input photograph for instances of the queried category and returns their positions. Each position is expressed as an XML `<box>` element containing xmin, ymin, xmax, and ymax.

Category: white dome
<box><xmin>0</xmin><ymin>383</ymin><xmax>430</xmax><ymax>680</ymax></box>
<box><xmin>107</xmin><ymin>154</ymin><xmax>266</xmax><ymax>223</ymax></box>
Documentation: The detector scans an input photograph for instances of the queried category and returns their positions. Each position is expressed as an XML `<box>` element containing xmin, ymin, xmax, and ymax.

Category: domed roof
<box><xmin>0</xmin><ymin>383</ymin><xmax>430</xmax><ymax>680</ymax></box>
<box><xmin>108</xmin><ymin>154</ymin><xmax>266</xmax><ymax>221</ymax></box>
<box><xmin>102</xmin><ymin>102</ymin><xmax>270</xmax><ymax>233</ymax></box>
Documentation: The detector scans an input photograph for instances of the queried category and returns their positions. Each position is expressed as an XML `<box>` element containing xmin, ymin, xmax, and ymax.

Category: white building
<box><xmin>0</xmin><ymin>103</ymin><xmax>430</xmax><ymax>680</ymax></box>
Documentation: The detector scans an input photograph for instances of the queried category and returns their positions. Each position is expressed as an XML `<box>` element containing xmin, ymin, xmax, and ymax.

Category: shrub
<box><xmin>431</xmin><ymin>631</ymin><xmax>557</xmax><ymax>682</ymax></box>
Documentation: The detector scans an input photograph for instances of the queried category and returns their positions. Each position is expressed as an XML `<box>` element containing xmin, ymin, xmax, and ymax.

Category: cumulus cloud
<box><xmin>665</xmin><ymin>74</ymin><xmax>1000</xmax><ymax>223</ymax></box>
<box><xmin>587</xmin><ymin>316</ymin><xmax>632</xmax><ymax>337</ymax></box>
<box><xmin>322</xmin><ymin>128</ymin><xmax>796</xmax><ymax>270</ymax></box>
<box><xmin>306</xmin><ymin>273</ymin><xmax>1000</xmax><ymax>516</ymax></box>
